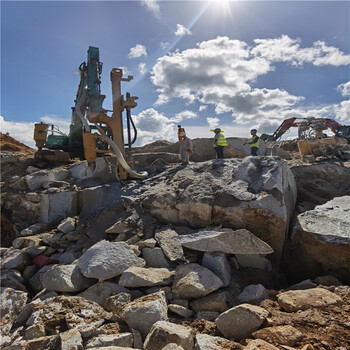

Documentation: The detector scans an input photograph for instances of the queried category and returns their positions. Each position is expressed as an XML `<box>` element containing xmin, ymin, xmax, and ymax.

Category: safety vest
<box><xmin>249</xmin><ymin>135</ymin><xmax>260</xmax><ymax>148</ymax></box>
<box><xmin>217</xmin><ymin>134</ymin><xmax>228</xmax><ymax>146</ymax></box>
<box><xmin>178</xmin><ymin>128</ymin><xmax>185</xmax><ymax>141</ymax></box>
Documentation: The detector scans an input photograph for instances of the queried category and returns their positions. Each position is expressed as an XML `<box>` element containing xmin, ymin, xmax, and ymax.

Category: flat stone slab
<box><xmin>177</xmin><ymin>228</ymin><xmax>273</xmax><ymax>255</ymax></box>
<box><xmin>277</xmin><ymin>287</ymin><xmax>343</xmax><ymax>312</ymax></box>
<box><xmin>118</xmin><ymin>266</ymin><xmax>175</xmax><ymax>288</ymax></box>
<box><xmin>77</xmin><ymin>240</ymin><xmax>145</xmax><ymax>280</ymax></box>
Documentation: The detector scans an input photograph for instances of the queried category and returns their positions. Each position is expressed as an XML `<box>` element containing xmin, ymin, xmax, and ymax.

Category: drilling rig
<box><xmin>33</xmin><ymin>46</ymin><xmax>146</xmax><ymax>180</ymax></box>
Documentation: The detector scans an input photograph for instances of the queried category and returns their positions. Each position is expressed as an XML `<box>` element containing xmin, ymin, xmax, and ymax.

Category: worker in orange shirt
<box><xmin>178</xmin><ymin>125</ymin><xmax>186</xmax><ymax>142</ymax></box>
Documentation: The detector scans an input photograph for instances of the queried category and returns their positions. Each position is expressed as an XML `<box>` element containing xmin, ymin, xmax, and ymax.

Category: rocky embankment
<box><xmin>1</xmin><ymin>135</ymin><xmax>350</xmax><ymax>349</ymax></box>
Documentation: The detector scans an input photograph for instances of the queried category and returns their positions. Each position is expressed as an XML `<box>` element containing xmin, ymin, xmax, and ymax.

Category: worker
<box><xmin>212</xmin><ymin>128</ymin><xmax>228</xmax><ymax>159</ymax></box>
<box><xmin>178</xmin><ymin>125</ymin><xmax>186</xmax><ymax>142</ymax></box>
<box><xmin>179</xmin><ymin>132</ymin><xmax>193</xmax><ymax>165</ymax></box>
<box><xmin>243</xmin><ymin>129</ymin><xmax>260</xmax><ymax>156</ymax></box>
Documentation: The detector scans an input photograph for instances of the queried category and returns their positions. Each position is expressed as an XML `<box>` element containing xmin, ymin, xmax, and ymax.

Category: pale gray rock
<box><xmin>77</xmin><ymin>240</ymin><xmax>145</xmax><ymax>280</ymax></box>
<box><xmin>189</xmin><ymin>291</ymin><xmax>228</xmax><ymax>312</ymax></box>
<box><xmin>60</xmin><ymin>329</ymin><xmax>83</xmax><ymax>350</ymax></box>
<box><xmin>178</xmin><ymin>228</ymin><xmax>273</xmax><ymax>255</ymax></box>
<box><xmin>194</xmin><ymin>333</ymin><xmax>243</xmax><ymax>350</ymax></box>
<box><xmin>142</xmin><ymin>247</ymin><xmax>175</xmax><ymax>268</ymax></box>
<box><xmin>78</xmin><ymin>282</ymin><xmax>129</xmax><ymax>307</ymax></box>
<box><xmin>235</xmin><ymin>254</ymin><xmax>271</xmax><ymax>270</ymax></box>
<box><xmin>1</xmin><ymin>248</ymin><xmax>29</xmax><ymax>271</ymax></box>
<box><xmin>119</xmin><ymin>266</ymin><xmax>175</xmax><ymax>288</ymax></box>
<box><xmin>25</xmin><ymin>168</ymin><xmax>70</xmax><ymax>191</ymax></box>
<box><xmin>277</xmin><ymin>287</ymin><xmax>343</xmax><ymax>312</ymax></box>
<box><xmin>0</xmin><ymin>288</ymin><xmax>28</xmax><ymax>345</ymax></box>
<box><xmin>121</xmin><ymin>291</ymin><xmax>168</xmax><ymax>339</ymax></box>
<box><xmin>290</xmin><ymin>196</ymin><xmax>350</xmax><ymax>284</ymax></box>
<box><xmin>40</xmin><ymin>263</ymin><xmax>94</xmax><ymax>292</ymax></box>
<box><xmin>155</xmin><ymin>229</ymin><xmax>185</xmax><ymax>262</ymax></box>
<box><xmin>29</xmin><ymin>265</ymin><xmax>52</xmax><ymax>292</ymax></box>
<box><xmin>19</xmin><ymin>223</ymin><xmax>45</xmax><ymax>237</ymax></box>
<box><xmin>172</xmin><ymin>263</ymin><xmax>224</xmax><ymax>299</ymax></box>
<box><xmin>144</xmin><ymin>321</ymin><xmax>194</xmax><ymax>350</ymax></box>
<box><xmin>238</xmin><ymin>284</ymin><xmax>269</xmax><ymax>303</ymax></box>
<box><xmin>168</xmin><ymin>304</ymin><xmax>194</xmax><ymax>318</ymax></box>
<box><xmin>22</xmin><ymin>245</ymin><xmax>48</xmax><ymax>257</ymax></box>
<box><xmin>216</xmin><ymin>304</ymin><xmax>268</xmax><ymax>339</ymax></box>
<box><xmin>85</xmin><ymin>333</ymin><xmax>133</xmax><ymax>349</ymax></box>
<box><xmin>202</xmin><ymin>252</ymin><xmax>231</xmax><ymax>287</ymax></box>
<box><xmin>3</xmin><ymin>335</ymin><xmax>60</xmax><ymax>350</ymax></box>
<box><xmin>57</xmin><ymin>217</ymin><xmax>76</xmax><ymax>233</ymax></box>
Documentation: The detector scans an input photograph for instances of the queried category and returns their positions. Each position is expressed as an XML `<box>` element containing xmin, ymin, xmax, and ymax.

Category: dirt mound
<box><xmin>138</xmin><ymin>140</ymin><xmax>174</xmax><ymax>149</ymax></box>
<box><xmin>0</xmin><ymin>133</ymin><xmax>35</xmax><ymax>154</ymax></box>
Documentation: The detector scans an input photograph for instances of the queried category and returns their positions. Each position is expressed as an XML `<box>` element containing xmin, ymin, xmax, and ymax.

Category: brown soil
<box><xmin>0</xmin><ymin>133</ymin><xmax>36</xmax><ymax>155</ymax></box>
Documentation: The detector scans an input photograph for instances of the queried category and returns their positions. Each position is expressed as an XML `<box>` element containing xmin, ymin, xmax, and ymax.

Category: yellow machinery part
<box><xmin>82</xmin><ymin>133</ymin><xmax>98</xmax><ymax>162</ymax></box>
<box><xmin>34</xmin><ymin>123</ymin><xmax>49</xmax><ymax>149</ymax></box>
<box><xmin>298</xmin><ymin>138</ymin><xmax>337</xmax><ymax>156</ymax></box>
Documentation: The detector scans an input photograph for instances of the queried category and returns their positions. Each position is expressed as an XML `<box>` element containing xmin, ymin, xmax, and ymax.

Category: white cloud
<box><xmin>172</xmin><ymin>110</ymin><xmax>197</xmax><ymax>123</ymax></box>
<box><xmin>207</xmin><ymin>117</ymin><xmax>220</xmax><ymax>129</ymax></box>
<box><xmin>199</xmin><ymin>105</ymin><xmax>207</xmax><ymax>112</ymax></box>
<box><xmin>138</xmin><ymin>62</ymin><xmax>147</xmax><ymax>75</ymax></box>
<box><xmin>0</xmin><ymin>115</ymin><xmax>70</xmax><ymax>148</ymax></box>
<box><xmin>337</xmin><ymin>81</ymin><xmax>350</xmax><ymax>96</ymax></box>
<box><xmin>150</xmin><ymin>35</ymin><xmax>349</xmax><ymax>127</ymax></box>
<box><xmin>174</xmin><ymin>24</ymin><xmax>192</xmax><ymax>36</ymax></box>
<box><xmin>132</xmin><ymin>108</ymin><xmax>177</xmax><ymax>146</ymax></box>
<box><xmin>140</xmin><ymin>0</ymin><xmax>160</xmax><ymax>19</ymax></box>
<box><xmin>128</xmin><ymin>44</ymin><xmax>147</xmax><ymax>59</ymax></box>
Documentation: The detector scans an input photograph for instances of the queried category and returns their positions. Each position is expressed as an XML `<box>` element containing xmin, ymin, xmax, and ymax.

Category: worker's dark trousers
<box><xmin>250</xmin><ymin>147</ymin><xmax>258</xmax><ymax>156</ymax></box>
<box><xmin>215</xmin><ymin>146</ymin><xmax>224</xmax><ymax>159</ymax></box>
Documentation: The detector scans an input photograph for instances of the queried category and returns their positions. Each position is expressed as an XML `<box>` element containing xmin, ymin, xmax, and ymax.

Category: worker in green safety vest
<box><xmin>243</xmin><ymin>129</ymin><xmax>260</xmax><ymax>156</ymax></box>
<box><xmin>211</xmin><ymin>128</ymin><xmax>228</xmax><ymax>159</ymax></box>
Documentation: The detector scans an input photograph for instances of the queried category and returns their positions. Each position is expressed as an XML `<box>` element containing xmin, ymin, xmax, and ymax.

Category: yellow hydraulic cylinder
<box><xmin>34</xmin><ymin>123</ymin><xmax>49</xmax><ymax>149</ymax></box>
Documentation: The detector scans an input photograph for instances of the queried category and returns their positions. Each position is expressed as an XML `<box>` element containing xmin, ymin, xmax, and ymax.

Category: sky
<box><xmin>1</xmin><ymin>0</ymin><xmax>350</xmax><ymax>148</ymax></box>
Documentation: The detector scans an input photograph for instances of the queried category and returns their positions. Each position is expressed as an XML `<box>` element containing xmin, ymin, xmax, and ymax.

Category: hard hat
<box><xmin>179</xmin><ymin>132</ymin><xmax>186</xmax><ymax>137</ymax></box>
<box><xmin>250</xmin><ymin>129</ymin><xmax>257</xmax><ymax>133</ymax></box>
<box><xmin>214</xmin><ymin>128</ymin><xmax>221</xmax><ymax>132</ymax></box>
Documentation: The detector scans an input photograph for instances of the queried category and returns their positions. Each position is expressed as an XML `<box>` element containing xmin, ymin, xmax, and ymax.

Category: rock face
<box><xmin>141</xmin><ymin>157</ymin><xmax>297</xmax><ymax>263</ymax></box>
<box><xmin>289</xmin><ymin>196</ymin><xmax>350</xmax><ymax>284</ymax></box>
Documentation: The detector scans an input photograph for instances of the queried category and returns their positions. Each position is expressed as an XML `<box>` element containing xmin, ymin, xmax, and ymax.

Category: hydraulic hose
<box><xmin>98</xmin><ymin>135</ymin><xmax>148</xmax><ymax>179</ymax></box>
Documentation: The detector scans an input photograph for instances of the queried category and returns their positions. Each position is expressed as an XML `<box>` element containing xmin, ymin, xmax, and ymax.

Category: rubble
<box><xmin>1</xmin><ymin>134</ymin><xmax>350</xmax><ymax>349</ymax></box>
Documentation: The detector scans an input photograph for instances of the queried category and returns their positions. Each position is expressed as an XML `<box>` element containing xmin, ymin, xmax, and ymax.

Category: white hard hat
<box><xmin>179</xmin><ymin>132</ymin><xmax>186</xmax><ymax>137</ymax></box>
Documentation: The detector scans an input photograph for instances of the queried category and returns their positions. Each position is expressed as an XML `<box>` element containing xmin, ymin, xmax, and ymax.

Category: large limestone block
<box><xmin>141</xmin><ymin>158</ymin><xmax>297</xmax><ymax>263</ymax></box>
<box><xmin>40</xmin><ymin>263</ymin><xmax>94</xmax><ymax>292</ymax></box>
<box><xmin>144</xmin><ymin>321</ymin><xmax>194</xmax><ymax>350</ymax></box>
<box><xmin>77</xmin><ymin>240</ymin><xmax>145</xmax><ymax>280</ymax></box>
<box><xmin>289</xmin><ymin>196</ymin><xmax>350</xmax><ymax>284</ymax></box>
<box><xmin>277</xmin><ymin>287</ymin><xmax>343</xmax><ymax>312</ymax></box>
<box><xmin>78</xmin><ymin>183</ymin><xmax>122</xmax><ymax>217</ymax></box>
<box><xmin>78</xmin><ymin>282</ymin><xmax>129</xmax><ymax>306</ymax></box>
<box><xmin>172</xmin><ymin>263</ymin><xmax>224</xmax><ymax>299</ymax></box>
<box><xmin>121</xmin><ymin>291</ymin><xmax>168</xmax><ymax>339</ymax></box>
<box><xmin>59</xmin><ymin>329</ymin><xmax>84</xmax><ymax>350</ymax></box>
<box><xmin>40</xmin><ymin>190</ymin><xmax>77</xmax><ymax>223</ymax></box>
<box><xmin>216</xmin><ymin>304</ymin><xmax>268</xmax><ymax>339</ymax></box>
<box><xmin>118</xmin><ymin>266</ymin><xmax>175</xmax><ymax>288</ymax></box>
<box><xmin>194</xmin><ymin>333</ymin><xmax>243</xmax><ymax>350</ymax></box>
<box><xmin>1</xmin><ymin>248</ymin><xmax>29</xmax><ymax>270</ymax></box>
<box><xmin>178</xmin><ymin>228</ymin><xmax>273</xmax><ymax>255</ymax></box>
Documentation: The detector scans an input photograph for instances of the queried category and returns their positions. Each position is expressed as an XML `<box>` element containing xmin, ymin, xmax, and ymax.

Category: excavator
<box><xmin>261</xmin><ymin>116</ymin><xmax>350</xmax><ymax>159</ymax></box>
<box><xmin>33</xmin><ymin>46</ymin><xmax>147</xmax><ymax>180</ymax></box>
